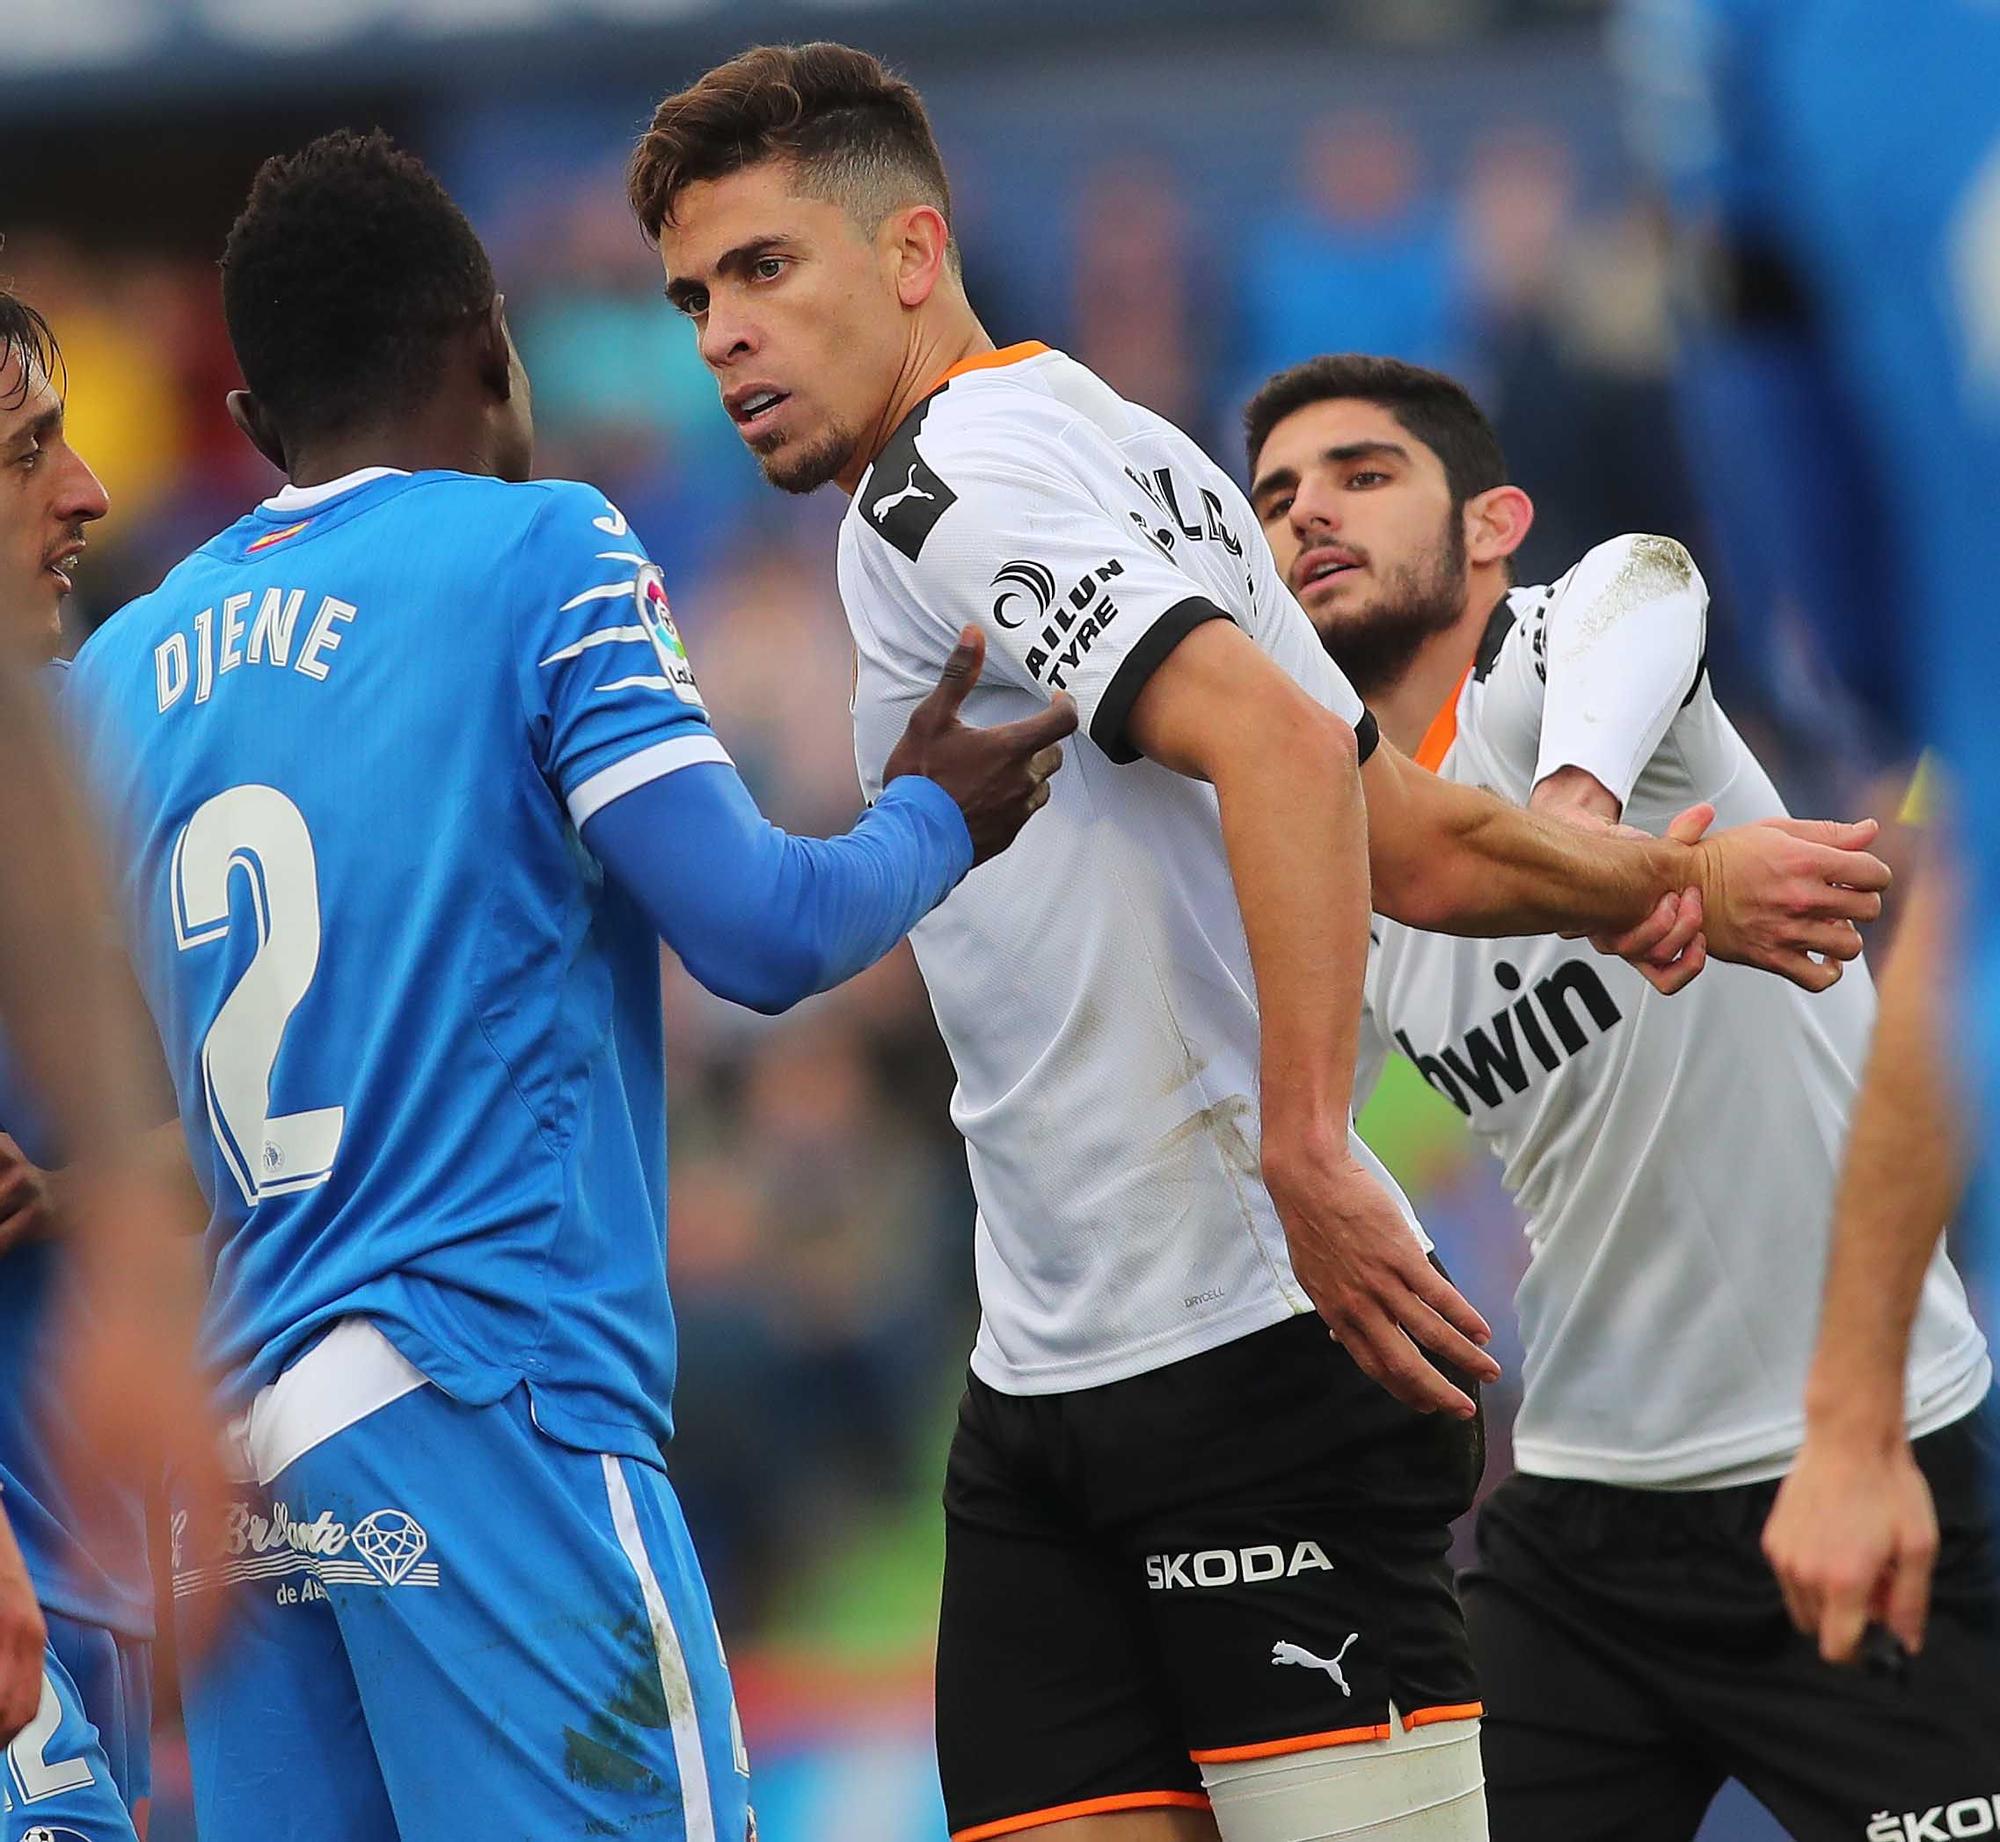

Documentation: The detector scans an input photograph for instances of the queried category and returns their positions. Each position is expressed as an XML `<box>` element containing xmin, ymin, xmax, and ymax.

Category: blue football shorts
<box><xmin>3</xmin><ymin>1611</ymin><xmax>151</xmax><ymax>1842</ymax></box>
<box><xmin>174</xmin><ymin>1319</ymin><xmax>749</xmax><ymax>1842</ymax></box>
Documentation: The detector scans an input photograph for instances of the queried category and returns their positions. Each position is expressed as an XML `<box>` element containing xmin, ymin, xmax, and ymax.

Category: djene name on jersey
<box><xmin>154</xmin><ymin>585</ymin><xmax>357</xmax><ymax>711</ymax></box>
<box><xmin>1396</xmin><ymin>957</ymin><xmax>1622</xmax><ymax>1117</ymax></box>
<box><xmin>1145</xmin><ymin>1541</ymin><xmax>1335</xmax><ymax>1591</ymax></box>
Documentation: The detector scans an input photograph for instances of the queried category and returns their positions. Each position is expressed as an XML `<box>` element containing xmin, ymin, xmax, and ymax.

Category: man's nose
<box><xmin>1289</xmin><ymin>480</ymin><xmax>1340</xmax><ymax>541</ymax></box>
<box><xmin>700</xmin><ymin>300</ymin><xmax>755</xmax><ymax>371</ymax></box>
<box><xmin>59</xmin><ymin>449</ymin><xmax>109</xmax><ymax>526</ymax></box>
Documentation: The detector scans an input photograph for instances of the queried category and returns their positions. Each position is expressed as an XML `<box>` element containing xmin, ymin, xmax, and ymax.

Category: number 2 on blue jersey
<box><xmin>171</xmin><ymin>783</ymin><xmax>344</xmax><ymax>1204</ymax></box>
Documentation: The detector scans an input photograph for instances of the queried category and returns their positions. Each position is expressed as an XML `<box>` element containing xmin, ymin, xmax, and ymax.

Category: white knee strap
<box><xmin>1200</xmin><ymin>1712</ymin><xmax>1486</xmax><ymax>1842</ymax></box>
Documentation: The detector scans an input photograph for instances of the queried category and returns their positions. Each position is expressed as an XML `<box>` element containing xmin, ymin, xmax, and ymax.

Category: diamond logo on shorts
<box><xmin>351</xmin><ymin>1508</ymin><xmax>430</xmax><ymax>1587</ymax></box>
<box><xmin>1271</xmin><ymin>1634</ymin><xmax>1359</xmax><ymax>1697</ymax></box>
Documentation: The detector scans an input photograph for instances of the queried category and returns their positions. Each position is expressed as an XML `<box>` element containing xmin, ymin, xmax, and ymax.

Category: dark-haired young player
<box><xmin>632</xmin><ymin>42</ymin><xmax>1892</xmax><ymax>1842</ymax></box>
<box><xmin>0</xmin><ymin>289</ymin><xmax>222</xmax><ymax>1842</ymax></box>
<box><xmin>61</xmin><ymin>130</ymin><xmax>1071</xmax><ymax>1842</ymax></box>
<box><xmin>1244</xmin><ymin>353</ymin><xmax>1999</xmax><ymax>1842</ymax></box>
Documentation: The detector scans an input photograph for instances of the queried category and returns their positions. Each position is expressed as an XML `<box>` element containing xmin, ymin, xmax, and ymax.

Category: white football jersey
<box><xmin>1357</xmin><ymin>537</ymin><xmax>1990</xmax><ymax>1487</ymax></box>
<box><xmin>839</xmin><ymin>343</ymin><xmax>1425</xmax><ymax>1396</ymax></box>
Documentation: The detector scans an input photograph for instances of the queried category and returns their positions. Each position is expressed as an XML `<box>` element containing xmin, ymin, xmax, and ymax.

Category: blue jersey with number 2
<box><xmin>66</xmin><ymin>469</ymin><xmax>729</xmax><ymax>1463</ymax></box>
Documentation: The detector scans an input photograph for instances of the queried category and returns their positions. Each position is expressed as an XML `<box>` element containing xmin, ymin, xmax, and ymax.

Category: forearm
<box><xmin>585</xmin><ymin>760</ymin><xmax>973</xmax><ymax>1014</ymax></box>
<box><xmin>1212</xmin><ymin>706</ymin><xmax>1371</xmax><ymax>1158</ymax></box>
<box><xmin>1803</xmin><ymin>868</ymin><xmax>1963</xmax><ymax>1446</ymax></box>
<box><xmin>1365</xmin><ymin>743</ymin><xmax>1680</xmax><ymax>937</ymax></box>
<box><xmin>0</xmin><ymin>663</ymin><xmax>168</xmax><ymax>1164</ymax></box>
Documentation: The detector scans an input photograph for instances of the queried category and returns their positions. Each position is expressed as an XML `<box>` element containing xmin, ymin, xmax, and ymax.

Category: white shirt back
<box><xmin>1358</xmin><ymin>540</ymin><xmax>1989</xmax><ymax>1486</ymax></box>
<box><xmin>839</xmin><ymin>345</ymin><xmax>1426</xmax><ymax>1395</ymax></box>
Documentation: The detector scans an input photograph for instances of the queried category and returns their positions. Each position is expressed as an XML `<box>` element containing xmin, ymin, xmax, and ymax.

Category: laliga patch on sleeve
<box><xmin>633</xmin><ymin>564</ymin><xmax>705</xmax><ymax>711</ymax></box>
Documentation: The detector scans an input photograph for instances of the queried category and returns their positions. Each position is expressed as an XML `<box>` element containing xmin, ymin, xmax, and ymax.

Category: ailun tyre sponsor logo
<box><xmin>990</xmin><ymin>559</ymin><xmax>1057</xmax><ymax>629</ymax></box>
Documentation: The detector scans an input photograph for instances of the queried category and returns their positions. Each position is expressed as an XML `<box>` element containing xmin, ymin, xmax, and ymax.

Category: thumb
<box><xmin>917</xmin><ymin>626</ymin><xmax>985</xmax><ymax>725</ymax></box>
<box><xmin>1666</xmin><ymin>802</ymin><xmax>1716</xmax><ymax>845</ymax></box>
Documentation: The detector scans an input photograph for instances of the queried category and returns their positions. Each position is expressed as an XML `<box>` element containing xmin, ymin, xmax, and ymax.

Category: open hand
<box><xmin>1694</xmin><ymin>817</ymin><xmax>1889</xmax><ymax>991</ymax></box>
<box><xmin>1264</xmin><ymin>1136</ymin><xmax>1500</xmax><ymax>1417</ymax></box>
<box><xmin>884</xmin><ymin>627</ymin><xmax>1077</xmax><ymax>865</ymax></box>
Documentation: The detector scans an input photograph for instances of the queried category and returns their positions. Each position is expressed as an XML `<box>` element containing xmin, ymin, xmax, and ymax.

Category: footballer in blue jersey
<box><xmin>63</xmin><ymin>132</ymin><xmax>1069</xmax><ymax>1842</ymax></box>
<box><xmin>0</xmin><ymin>294</ymin><xmax>170</xmax><ymax>1842</ymax></box>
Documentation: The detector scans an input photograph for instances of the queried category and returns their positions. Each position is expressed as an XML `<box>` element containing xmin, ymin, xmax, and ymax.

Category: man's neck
<box><xmin>835</xmin><ymin>299</ymin><xmax>994</xmax><ymax>497</ymax></box>
<box><xmin>287</xmin><ymin>419</ymin><xmax>490</xmax><ymax>492</ymax></box>
<box><xmin>1371</xmin><ymin>568</ymin><xmax>1511</xmax><ymax>758</ymax></box>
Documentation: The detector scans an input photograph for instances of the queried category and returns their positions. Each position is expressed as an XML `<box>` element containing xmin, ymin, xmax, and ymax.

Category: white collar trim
<box><xmin>260</xmin><ymin>467</ymin><xmax>411</xmax><ymax>513</ymax></box>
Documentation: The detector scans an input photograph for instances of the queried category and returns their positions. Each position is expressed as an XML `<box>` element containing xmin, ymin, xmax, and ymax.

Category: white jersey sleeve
<box><xmin>1530</xmin><ymin>534</ymin><xmax>1709</xmax><ymax>808</ymax></box>
<box><xmin>851</xmin><ymin>392</ymin><xmax>1362</xmax><ymax>763</ymax></box>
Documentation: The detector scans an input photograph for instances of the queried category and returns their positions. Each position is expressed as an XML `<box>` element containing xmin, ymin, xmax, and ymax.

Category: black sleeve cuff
<box><xmin>1353</xmin><ymin>708</ymin><xmax>1380</xmax><ymax>765</ymax></box>
<box><xmin>1089</xmin><ymin>596</ymin><xmax>1235</xmax><ymax>764</ymax></box>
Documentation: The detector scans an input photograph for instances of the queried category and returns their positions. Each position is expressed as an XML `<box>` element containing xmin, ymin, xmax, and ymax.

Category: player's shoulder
<box><xmin>398</xmin><ymin>472</ymin><xmax>637</xmax><ymax>553</ymax></box>
<box><xmin>848</xmin><ymin>349</ymin><xmax>1148</xmax><ymax>566</ymax></box>
<box><xmin>1556</xmin><ymin>533</ymin><xmax>1707</xmax><ymax>608</ymax></box>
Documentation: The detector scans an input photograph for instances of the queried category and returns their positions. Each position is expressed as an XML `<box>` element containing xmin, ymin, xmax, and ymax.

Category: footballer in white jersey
<box><xmin>1248</xmin><ymin>353</ymin><xmax>2000</xmax><ymax>1842</ymax></box>
<box><xmin>635</xmin><ymin>43</ymin><xmax>1899</xmax><ymax>1842</ymax></box>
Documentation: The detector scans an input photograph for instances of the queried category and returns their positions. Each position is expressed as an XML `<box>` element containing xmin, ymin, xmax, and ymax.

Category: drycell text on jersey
<box><xmin>154</xmin><ymin>587</ymin><xmax>357</xmax><ymax>711</ymax></box>
<box><xmin>1395</xmin><ymin>957</ymin><xmax>1622</xmax><ymax>1117</ymax></box>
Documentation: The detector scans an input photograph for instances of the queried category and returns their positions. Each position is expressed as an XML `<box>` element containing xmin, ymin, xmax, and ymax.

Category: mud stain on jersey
<box><xmin>1560</xmin><ymin>534</ymin><xmax>1694</xmax><ymax>653</ymax></box>
<box><xmin>1157</xmin><ymin>1092</ymin><xmax>1259</xmax><ymax>1177</ymax></box>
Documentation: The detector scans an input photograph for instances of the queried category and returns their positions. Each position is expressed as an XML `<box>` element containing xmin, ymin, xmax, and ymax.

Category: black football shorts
<box><xmin>1460</xmin><ymin>1406</ymin><xmax>2000</xmax><ymax>1842</ymax></box>
<box><xmin>935</xmin><ymin>1308</ymin><xmax>1486</xmax><ymax>1841</ymax></box>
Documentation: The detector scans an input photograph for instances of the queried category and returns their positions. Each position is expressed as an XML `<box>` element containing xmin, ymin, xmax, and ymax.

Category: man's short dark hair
<box><xmin>221</xmin><ymin>129</ymin><xmax>496</xmax><ymax>446</ymax></box>
<box><xmin>628</xmin><ymin>41</ymin><xmax>956</xmax><ymax>267</ymax></box>
<box><xmin>0</xmin><ymin>288</ymin><xmax>63</xmax><ymax>411</ymax></box>
<box><xmin>1244</xmin><ymin>354</ymin><xmax>1508</xmax><ymax>506</ymax></box>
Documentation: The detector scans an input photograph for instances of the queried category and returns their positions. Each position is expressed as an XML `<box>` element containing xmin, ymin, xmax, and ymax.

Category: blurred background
<box><xmin>1</xmin><ymin>1</ymin><xmax>1970</xmax><ymax>1837</ymax></box>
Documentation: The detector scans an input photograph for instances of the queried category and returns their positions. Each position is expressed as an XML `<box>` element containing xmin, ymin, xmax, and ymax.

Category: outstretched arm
<box><xmin>587</xmin><ymin>629</ymin><xmax>1071</xmax><ymax>1014</ymax></box>
<box><xmin>1360</xmin><ymin>736</ymin><xmax>1887</xmax><ymax>991</ymax></box>
<box><xmin>1763</xmin><ymin>864</ymin><xmax>1963</xmax><ymax>1661</ymax></box>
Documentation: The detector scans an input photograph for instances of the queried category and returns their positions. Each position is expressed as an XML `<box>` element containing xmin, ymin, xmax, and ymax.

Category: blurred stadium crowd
<box><xmin>2</xmin><ymin>4</ymin><xmax>1950</xmax><ymax>1836</ymax></box>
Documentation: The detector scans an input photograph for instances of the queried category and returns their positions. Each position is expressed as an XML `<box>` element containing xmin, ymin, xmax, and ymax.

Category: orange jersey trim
<box><xmin>1190</xmin><ymin>1721</ymin><xmax>1392</xmax><ymax>1764</ymax></box>
<box><xmin>245</xmin><ymin>519</ymin><xmax>311</xmax><ymax>553</ymax></box>
<box><xmin>952</xmin><ymin>1790</ymin><xmax>1211</xmax><ymax>1841</ymax></box>
<box><xmin>1404</xmin><ymin>1700</ymin><xmax>1483</xmax><ymax>1729</ymax></box>
<box><xmin>931</xmin><ymin>339</ymin><xmax>1052</xmax><ymax>396</ymax></box>
<box><xmin>1412</xmin><ymin>662</ymin><xmax>1472</xmax><ymax>773</ymax></box>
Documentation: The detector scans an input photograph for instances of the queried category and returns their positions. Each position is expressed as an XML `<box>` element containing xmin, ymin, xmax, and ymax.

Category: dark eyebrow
<box><xmin>663</xmin><ymin>236</ymin><xmax>790</xmax><ymax>311</ymax></box>
<box><xmin>1322</xmin><ymin>439</ymin><xmax>1409</xmax><ymax>467</ymax></box>
<box><xmin>1248</xmin><ymin>462</ymin><xmax>1299</xmax><ymax>506</ymax></box>
<box><xmin>1251</xmin><ymin>439</ymin><xmax>1410</xmax><ymax>508</ymax></box>
<box><xmin>2</xmin><ymin>403</ymin><xmax>60</xmax><ymax>453</ymax></box>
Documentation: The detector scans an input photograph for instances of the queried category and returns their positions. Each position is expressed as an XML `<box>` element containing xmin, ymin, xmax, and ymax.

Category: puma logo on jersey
<box><xmin>1396</xmin><ymin>958</ymin><xmax>1621</xmax><ymax>1117</ymax></box>
<box><xmin>872</xmin><ymin>466</ymin><xmax>936</xmax><ymax>522</ymax></box>
<box><xmin>1271</xmin><ymin>1634</ymin><xmax>1358</xmax><ymax>1695</ymax></box>
<box><xmin>1145</xmin><ymin>1541</ymin><xmax>1334</xmax><ymax>1591</ymax></box>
